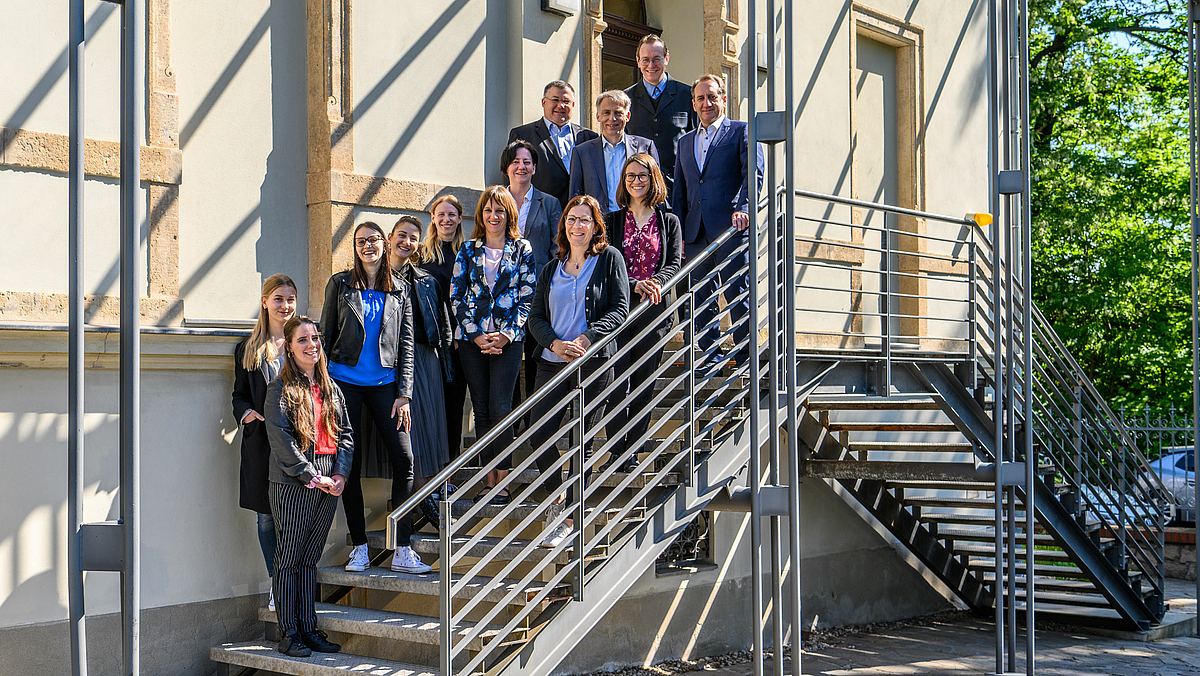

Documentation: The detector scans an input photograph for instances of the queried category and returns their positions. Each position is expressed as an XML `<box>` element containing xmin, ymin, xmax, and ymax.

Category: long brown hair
<box><xmin>615</xmin><ymin>153</ymin><xmax>668</xmax><ymax>209</ymax></box>
<box><xmin>390</xmin><ymin>216</ymin><xmax>424</xmax><ymax>267</ymax></box>
<box><xmin>421</xmin><ymin>195</ymin><xmax>465</xmax><ymax>264</ymax></box>
<box><xmin>555</xmin><ymin>194</ymin><xmax>609</xmax><ymax>262</ymax></box>
<box><xmin>242</xmin><ymin>274</ymin><xmax>297</xmax><ymax>371</ymax></box>
<box><xmin>350</xmin><ymin>221</ymin><xmax>395</xmax><ymax>292</ymax></box>
<box><xmin>278</xmin><ymin>315</ymin><xmax>341</xmax><ymax>452</ymax></box>
<box><xmin>472</xmin><ymin>186</ymin><xmax>521</xmax><ymax>241</ymax></box>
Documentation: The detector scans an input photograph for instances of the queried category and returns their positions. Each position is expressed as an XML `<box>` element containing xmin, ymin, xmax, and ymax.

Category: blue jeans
<box><xmin>257</xmin><ymin>511</ymin><xmax>276</xmax><ymax>578</ymax></box>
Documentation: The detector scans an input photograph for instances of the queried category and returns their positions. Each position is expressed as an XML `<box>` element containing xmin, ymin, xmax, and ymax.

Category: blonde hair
<box><xmin>278</xmin><ymin>316</ymin><xmax>341</xmax><ymax>453</ymax></box>
<box><xmin>241</xmin><ymin>274</ymin><xmax>297</xmax><ymax>371</ymax></box>
<box><xmin>420</xmin><ymin>195</ymin><xmax>466</xmax><ymax>265</ymax></box>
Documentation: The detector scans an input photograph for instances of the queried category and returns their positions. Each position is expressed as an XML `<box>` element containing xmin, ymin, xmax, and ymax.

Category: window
<box><xmin>601</xmin><ymin>1</ymin><xmax>660</xmax><ymax>93</ymax></box>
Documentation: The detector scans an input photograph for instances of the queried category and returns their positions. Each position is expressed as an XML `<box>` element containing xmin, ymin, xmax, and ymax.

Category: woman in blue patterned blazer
<box><xmin>450</xmin><ymin>185</ymin><xmax>537</xmax><ymax>504</ymax></box>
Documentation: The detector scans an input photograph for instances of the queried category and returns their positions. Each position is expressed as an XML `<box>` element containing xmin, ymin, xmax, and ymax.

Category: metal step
<box><xmin>806</xmin><ymin>395</ymin><xmax>941</xmax><ymax>410</ymax></box>
<box><xmin>316</xmin><ymin>566</ymin><xmax>569</xmax><ymax>605</ymax></box>
<box><xmin>847</xmin><ymin>441</ymin><xmax>976</xmax><ymax>453</ymax></box>
<box><xmin>885</xmin><ymin>480</ymin><xmax>997</xmax><ymax>491</ymax></box>
<box><xmin>827</xmin><ymin>421</ymin><xmax>963</xmax><ymax>432</ymax></box>
<box><xmin>1010</xmin><ymin>589</ymin><xmax>1114</xmax><ymax>609</ymax></box>
<box><xmin>257</xmin><ymin>602</ymin><xmax>502</xmax><ymax>650</ymax></box>
<box><xmin>952</xmin><ymin>543</ymin><xmax>1073</xmax><ymax>562</ymax></box>
<box><xmin>904</xmin><ymin>495</ymin><xmax>1026</xmax><ymax>510</ymax></box>
<box><xmin>450</xmin><ymin>466</ymin><xmax>682</xmax><ymax>490</ymax></box>
<box><xmin>805</xmin><ymin>461</ymin><xmax>997</xmax><ymax>482</ymax></box>
<box><xmin>211</xmin><ymin>641</ymin><xmax>435</xmax><ymax>676</ymax></box>
<box><xmin>967</xmin><ymin>559</ymin><xmax>1089</xmax><ymax>579</ymax></box>
<box><xmin>359</xmin><ymin>531</ymin><xmax>597</xmax><ymax>565</ymax></box>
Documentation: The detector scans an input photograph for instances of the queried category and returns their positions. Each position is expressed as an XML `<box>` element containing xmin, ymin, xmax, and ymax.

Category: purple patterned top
<box><xmin>623</xmin><ymin>211</ymin><xmax>660</xmax><ymax>282</ymax></box>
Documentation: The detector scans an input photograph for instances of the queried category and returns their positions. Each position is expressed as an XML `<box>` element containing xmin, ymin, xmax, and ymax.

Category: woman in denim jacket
<box><xmin>450</xmin><ymin>185</ymin><xmax>537</xmax><ymax>504</ymax></box>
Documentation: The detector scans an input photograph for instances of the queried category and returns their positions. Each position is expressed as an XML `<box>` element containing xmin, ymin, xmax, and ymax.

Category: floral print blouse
<box><xmin>623</xmin><ymin>210</ymin><xmax>661</xmax><ymax>282</ymax></box>
<box><xmin>449</xmin><ymin>238</ymin><xmax>537</xmax><ymax>343</ymax></box>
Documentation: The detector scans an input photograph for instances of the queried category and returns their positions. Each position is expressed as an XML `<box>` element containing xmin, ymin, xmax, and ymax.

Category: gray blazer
<box><xmin>569</xmin><ymin>134</ymin><xmax>659</xmax><ymax>213</ymax></box>
<box><xmin>521</xmin><ymin>186</ymin><xmax>562</xmax><ymax>274</ymax></box>
<box><xmin>266</xmin><ymin>377</ymin><xmax>355</xmax><ymax>486</ymax></box>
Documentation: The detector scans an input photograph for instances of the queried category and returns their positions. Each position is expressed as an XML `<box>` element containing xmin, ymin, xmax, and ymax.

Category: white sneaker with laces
<box><xmin>391</xmin><ymin>546</ymin><xmax>433</xmax><ymax>574</ymax></box>
<box><xmin>345</xmin><ymin>543</ymin><xmax>370</xmax><ymax>572</ymax></box>
<box><xmin>541</xmin><ymin>523</ymin><xmax>574</xmax><ymax>549</ymax></box>
<box><xmin>267</xmin><ymin>588</ymin><xmax>275</xmax><ymax>612</ymax></box>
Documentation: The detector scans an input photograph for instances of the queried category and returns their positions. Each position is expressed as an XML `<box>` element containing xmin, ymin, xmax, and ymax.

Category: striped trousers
<box><xmin>269</xmin><ymin>454</ymin><xmax>338</xmax><ymax>637</ymax></box>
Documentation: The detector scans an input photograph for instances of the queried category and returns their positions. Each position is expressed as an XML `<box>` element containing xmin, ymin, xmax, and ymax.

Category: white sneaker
<box><xmin>390</xmin><ymin>546</ymin><xmax>433</xmax><ymax>574</ymax></box>
<box><xmin>541</xmin><ymin>523</ymin><xmax>574</xmax><ymax>549</ymax></box>
<box><xmin>345</xmin><ymin>544</ymin><xmax>370</xmax><ymax>572</ymax></box>
<box><xmin>267</xmin><ymin>588</ymin><xmax>275</xmax><ymax>612</ymax></box>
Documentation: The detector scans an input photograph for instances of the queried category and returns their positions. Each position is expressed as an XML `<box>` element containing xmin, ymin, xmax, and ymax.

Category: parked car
<box><xmin>1149</xmin><ymin>447</ymin><xmax>1196</xmax><ymax>524</ymax></box>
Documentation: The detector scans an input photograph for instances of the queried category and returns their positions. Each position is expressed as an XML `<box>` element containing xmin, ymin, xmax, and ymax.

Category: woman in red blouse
<box><xmin>602</xmin><ymin>153</ymin><xmax>683</xmax><ymax>473</ymax></box>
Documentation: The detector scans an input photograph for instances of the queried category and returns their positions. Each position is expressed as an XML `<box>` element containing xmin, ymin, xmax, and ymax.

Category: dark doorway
<box><xmin>602</xmin><ymin>1</ymin><xmax>660</xmax><ymax>93</ymax></box>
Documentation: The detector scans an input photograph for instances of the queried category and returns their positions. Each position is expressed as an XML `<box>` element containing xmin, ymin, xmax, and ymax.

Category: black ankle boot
<box><xmin>301</xmin><ymin>629</ymin><xmax>341</xmax><ymax>653</ymax></box>
<box><xmin>278</xmin><ymin>631</ymin><xmax>312</xmax><ymax>657</ymax></box>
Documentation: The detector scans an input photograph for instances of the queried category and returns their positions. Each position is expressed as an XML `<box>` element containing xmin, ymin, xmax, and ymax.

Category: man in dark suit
<box><xmin>508</xmin><ymin>80</ymin><xmax>599</xmax><ymax>208</ymax></box>
<box><xmin>569</xmin><ymin>90</ymin><xmax>659</xmax><ymax>214</ymax></box>
<box><xmin>624</xmin><ymin>35</ymin><xmax>697</xmax><ymax>197</ymax></box>
<box><xmin>672</xmin><ymin>74</ymin><xmax>765</xmax><ymax>370</ymax></box>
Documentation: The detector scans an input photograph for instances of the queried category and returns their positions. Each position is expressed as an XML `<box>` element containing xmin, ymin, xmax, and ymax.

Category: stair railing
<box><xmin>385</xmin><ymin>225</ymin><xmax>753</xmax><ymax>676</ymax></box>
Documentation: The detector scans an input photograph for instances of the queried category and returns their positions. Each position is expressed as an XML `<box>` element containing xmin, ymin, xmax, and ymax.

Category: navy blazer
<box><xmin>568</xmin><ymin>134</ymin><xmax>659</xmax><ymax>213</ymax></box>
<box><xmin>450</xmin><ymin>238</ymin><xmax>537</xmax><ymax>342</ymax></box>
<box><xmin>509</xmin><ymin>120</ymin><xmax>599</xmax><ymax>207</ymax></box>
<box><xmin>519</xmin><ymin>186</ymin><xmax>562</xmax><ymax>273</ymax></box>
<box><xmin>624</xmin><ymin>76</ymin><xmax>698</xmax><ymax>193</ymax></box>
<box><xmin>671</xmin><ymin>118</ymin><xmax>766</xmax><ymax>244</ymax></box>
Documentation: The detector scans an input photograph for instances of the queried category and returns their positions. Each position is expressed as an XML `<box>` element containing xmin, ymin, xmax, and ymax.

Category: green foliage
<box><xmin>1029</xmin><ymin>0</ymin><xmax>1192</xmax><ymax>410</ymax></box>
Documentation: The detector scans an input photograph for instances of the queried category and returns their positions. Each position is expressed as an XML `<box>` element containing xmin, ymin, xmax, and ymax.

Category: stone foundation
<box><xmin>1165</xmin><ymin>527</ymin><xmax>1197</xmax><ymax>581</ymax></box>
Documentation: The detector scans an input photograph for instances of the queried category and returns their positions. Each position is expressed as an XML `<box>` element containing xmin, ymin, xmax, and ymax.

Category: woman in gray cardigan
<box><xmin>526</xmin><ymin>194</ymin><xmax>629</xmax><ymax>549</ymax></box>
<box><xmin>265</xmin><ymin>315</ymin><xmax>353</xmax><ymax>658</ymax></box>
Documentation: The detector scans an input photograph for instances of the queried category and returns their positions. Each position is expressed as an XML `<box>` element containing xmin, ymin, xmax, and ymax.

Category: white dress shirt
<box><xmin>695</xmin><ymin>115</ymin><xmax>727</xmax><ymax>170</ymax></box>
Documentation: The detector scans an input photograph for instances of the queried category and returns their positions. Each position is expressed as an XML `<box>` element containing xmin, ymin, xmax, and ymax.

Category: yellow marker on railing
<box><xmin>969</xmin><ymin>212</ymin><xmax>994</xmax><ymax>227</ymax></box>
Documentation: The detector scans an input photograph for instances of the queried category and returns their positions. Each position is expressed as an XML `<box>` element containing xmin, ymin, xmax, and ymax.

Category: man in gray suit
<box><xmin>569</xmin><ymin>90</ymin><xmax>659</xmax><ymax>214</ymax></box>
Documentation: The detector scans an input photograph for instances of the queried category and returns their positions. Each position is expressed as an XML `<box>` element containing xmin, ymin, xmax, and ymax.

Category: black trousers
<box><xmin>511</xmin><ymin>337</ymin><xmax>541</xmax><ymax>416</ymax></box>
<box><xmin>531</xmin><ymin>357</ymin><xmax>613</xmax><ymax>505</ymax></box>
<box><xmin>270</xmin><ymin>453</ymin><xmax>337</xmax><ymax>637</ymax></box>
<box><xmin>607</xmin><ymin>297</ymin><xmax>673</xmax><ymax>460</ymax></box>
<box><xmin>684</xmin><ymin>230</ymin><xmax>749</xmax><ymax>361</ymax></box>
<box><xmin>444</xmin><ymin>346</ymin><xmax>468</xmax><ymax>461</ymax></box>
<box><xmin>458</xmin><ymin>341</ymin><xmax>523</xmax><ymax>471</ymax></box>
<box><xmin>335</xmin><ymin>380</ymin><xmax>415</xmax><ymax>548</ymax></box>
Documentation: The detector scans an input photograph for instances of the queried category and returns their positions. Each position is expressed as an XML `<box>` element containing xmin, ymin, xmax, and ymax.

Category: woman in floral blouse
<box><xmin>602</xmin><ymin>153</ymin><xmax>683</xmax><ymax>473</ymax></box>
<box><xmin>449</xmin><ymin>185</ymin><xmax>537</xmax><ymax>504</ymax></box>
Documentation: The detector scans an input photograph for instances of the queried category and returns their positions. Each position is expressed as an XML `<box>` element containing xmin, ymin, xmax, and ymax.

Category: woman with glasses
<box><xmin>320</xmin><ymin>221</ymin><xmax>431</xmax><ymax>575</ymax></box>
<box><xmin>450</xmin><ymin>186</ymin><xmax>537</xmax><ymax>505</ymax></box>
<box><xmin>526</xmin><ymin>194</ymin><xmax>629</xmax><ymax>548</ymax></box>
<box><xmin>602</xmin><ymin>153</ymin><xmax>682</xmax><ymax>473</ymax></box>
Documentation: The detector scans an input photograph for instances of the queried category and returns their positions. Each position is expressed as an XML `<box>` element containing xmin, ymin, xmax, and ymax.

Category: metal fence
<box><xmin>1118</xmin><ymin>407</ymin><xmax>1196</xmax><ymax>522</ymax></box>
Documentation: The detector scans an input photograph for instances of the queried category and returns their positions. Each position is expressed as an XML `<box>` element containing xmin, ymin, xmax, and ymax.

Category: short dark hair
<box><xmin>555</xmin><ymin>195</ymin><xmax>609</xmax><ymax>262</ymax></box>
<box><xmin>543</xmin><ymin>80</ymin><xmax>576</xmax><ymax>96</ymax></box>
<box><xmin>500</xmin><ymin>139</ymin><xmax>538</xmax><ymax>175</ymax></box>
<box><xmin>615</xmin><ymin>153</ymin><xmax>668</xmax><ymax>209</ymax></box>
<box><xmin>637</xmin><ymin>34</ymin><xmax>668</xmax><ymax>55</ymax></box>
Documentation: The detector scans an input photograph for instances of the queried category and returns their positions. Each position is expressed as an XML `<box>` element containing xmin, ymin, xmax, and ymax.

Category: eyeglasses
<box><xmin>565</xmin><ymin>216</ymin><xmax>594</xmax><ymax>225</ymax></box>
<box><xmin>545</xmin><ymin>96</ymin><xmax>574</xmax><ymax>106</ymax></box>
<box><xmin>638</xmin><ymin>56</ymin><xmax>665</xmax><ymax>66</ymax></box>
<box><xmin>355</xmin><ymin>235</ymin><xmax>384</xmax><ymax>248</ymax></box>
<box><xmin>624</xmin><ymin>173</ymin><xmax>651</xmax><ymax>184</ymax></box>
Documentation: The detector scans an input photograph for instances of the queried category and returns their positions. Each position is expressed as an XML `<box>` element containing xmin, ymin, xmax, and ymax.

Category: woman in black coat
<box><xmin>526</xmin><ymin>194</ymin><xmax>629</xmax><ymax>549</ymax></box>
<box><xmin>231</xmin><ymin>274</ymin><xmax>298</xmax><ymax>612</ymax></box>
<box><xmin>603</xmin><ymin>153</ymin><xmax>683</xmax><ymax>473</ymax></box>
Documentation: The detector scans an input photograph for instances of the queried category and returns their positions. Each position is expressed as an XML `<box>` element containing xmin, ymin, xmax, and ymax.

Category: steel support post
<box><xmin>783</xmin><ymin>0</ymin><xmax>802</xmax><ymax>668</ymax></box>
<box><xmin>67</xmin><ymin>0</ymin><xmax>87</xmax><ymax>674</ymax></box>
<box><xmin>119</xmin><ymin>1</ymin><xmax>144</xmax><ymax>674</ymax></box>
<box><xmin>440</xmin><ymin>499</ymin><xmax>453</xmax><ymax>676</ymax></box>
<box><xmin>746</xmin><ymin>1</ymin><xmax>764</xmax><ymax>674</ymax></box>
<box><xmin>988</xmin><ymin>0</ymin><xmax>1007</xmax><ymax>666</ymax></box>
<box><xmin>574</xmin><ymin>384</ymin><xmax>586</xmax><ymax>602</ymax></box>
<box><xmin>1189</xmin><ymin>0</ymin><xmax>1200</xmax><ymax>637</ymax></box>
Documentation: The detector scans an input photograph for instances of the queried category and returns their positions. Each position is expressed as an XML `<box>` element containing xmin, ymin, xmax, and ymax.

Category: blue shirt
<box><xmin>602</xmin><ymin>136</ymin><xmax>627</xmax><ymax>213</ymax></box>
<box><xmin>643</xmin><ymin>78</ymin><xmax>664</xmax><ymax>100</ymax></box>
<box><xmin>541</xmin><ymin>256</ymin><xmax>599</xmax><ymax>363</ymax></box>
<box><xmin>545</xmin><ymin>118</ymin><xmax>575</xmax><ymax>167</ymax></box>
<box><xmin>328</xmin><ymin>289</ymin><xmax>396</xmax><ymax>386</ymax></box>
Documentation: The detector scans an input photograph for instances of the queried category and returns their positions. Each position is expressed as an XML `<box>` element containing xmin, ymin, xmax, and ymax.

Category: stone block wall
<box><xmin>1165</xmin><ymin>528</ymin><xmax>1197</xmax><ymax>582</ymax></box>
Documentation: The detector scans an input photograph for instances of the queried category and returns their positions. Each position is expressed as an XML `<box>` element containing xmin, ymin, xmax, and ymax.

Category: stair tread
<box><xmin>806</xmin><ymin>460</ymin><xmax>994</xmax><ymax>481</ymax></box>
<box><xmin>257</xmin><ymin>602</ymin><xmax>501</xmax><ymax>648</ymax></box>
<box><xmin>828</xmin><ymin>421</ymin><xmax>962</xmax><ymax>432</ymax></box>
<box><xmin>450</xmin><ymin>467</ymin><xmax>681</xmax><ymax>489</ymax></box>
<box><xmin>906</xmin><ymin>495</ymin><xmax>1026</xmax><ymax>508</ymax></box>
<box><xmin>362</xmin><ymin>531</ymin><xmax>592</xmax><ymax>564</ymax></box>
<box><xmin>317</xmin><ymin>566</ymin><xmax>567</xmax><ymax>604</ymax></box>
<box><xmin>211</xmin><ymin>641</ymin><xmax>435</xmax><ymax>676</ymax></box>
<box><xmin>1008</xmin><ymin>589</ymin><xmax>1116</xmax><ymax>608</ymax></box>
<box><xmin>953</xmin><ymin>543</ymin><xmax>1073</xmax><ymax>560</ymax></box>
<box><xmin>887</xmin><ymin>480</ymin><xmax>997</xmax><ymax>490</ymax></box>
<box><xmin>807</xmin><ymin>395</ymin><xmax>940</xmax><ymax>410</ymax></box>
<box><xmin>967</xmin><ymin>559</ymin><xmax>1088</xmax><ymax>578</ymax></box>
<box><xmin>848</xmin><ymin>441</ymin><xmax>975</xmax><ymax>451</ymax></box>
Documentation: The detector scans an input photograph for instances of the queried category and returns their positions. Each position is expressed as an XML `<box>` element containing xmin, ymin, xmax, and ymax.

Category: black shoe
<box><xmin>698</xmin><ymin>350</ymin><xmax>728</xmax><ymax>376</ymax></box>
<box><xmin>300</xmin><ymin>629</ymin><xmax>340</xmax><ymax>653</ymax></box>
<box><xmin>278</xmin><ymin>632</ymin><xmax>312</xmax><ymax>657</ymax></box>
<box><xmin>489</xmin><ymin>489</ymin><xmax>511</xmax><ymax>506</ymax></box>
<box><xmin>420</xmin><ymin>494</ymin><xmax>440</xmax><ymax>525</ymax></box>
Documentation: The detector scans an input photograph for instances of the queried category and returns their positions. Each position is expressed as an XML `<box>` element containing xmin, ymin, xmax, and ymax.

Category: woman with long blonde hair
<box><xmin>265</xmin><ymin>315</ymin><xmax>353</xmax><ymax>656</ymax></box>
<box><xmin>231</xmin><ymin>274</ymin><xmax>297</xmax><ymax>613</ymax></box>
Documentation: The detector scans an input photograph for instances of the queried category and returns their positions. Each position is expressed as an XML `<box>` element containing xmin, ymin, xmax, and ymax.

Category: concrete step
<box><xmin>827</xmin><ymin>421</ymin><xmax>962</xmax><ymax>433</ymax></box>
<box><xmin>847</xmin><ymin>441</ymin><xmax>975</xmax><ymax>453</ymax></box>
<box><xmin>211</xmin><ymin>641</ymin><xmax>435</xmax><ymax>676</ymax></box>
<box><xmin>807</xmin><ymin>395</ymin><xmax>941</xmax><ymax>410</ymax></box>
<box><xmin>885</xmin><ymin>479</ymin><xmax>997</xmax><ymax>491</ymax></box>
<box><xmin>316</xmin><ymin>566</ymin><xmax>569</xmax><ymax>605</ymax></box>
<box><xmin>1012</xmin><ymin>589</ymin><xmax>1114</xmax><ymax>609</ymax></box>
<box><xmin>361</xmin><ymin>531</ymin><xmax>598</xmax><ymax>565</ymax></box>
<box><xmin>933</xmin><ymin>526</ymin><xmax>1061</xmax><ymax>545</ymax></box>
<box><xmin>922</xmin><ymin>511</ymin><xmax>1101</xmax><ymax>534</ymax></box>
<box><xmin>979</xmin><ymin>569</ymin><xmax>1144</xmax><ymax>590</ymax></box>
<box><xmin>449</xmin><ymin>466</ymin><xmax>682</xmax><ymax>490</ymax></box>
<box><xmin>904</xmin><ymin>495</ymin><xmax>1026</xmax><ymax>510</ymax></box>
<box><xmin>806</xmin><ymin>461</ymin><xmax>996</xmax><ymax>482</ymax></box>
<box><xmin>257</xmin><ymin>602</ymin><xmax>501</xmax><ymax>650</ymax></box>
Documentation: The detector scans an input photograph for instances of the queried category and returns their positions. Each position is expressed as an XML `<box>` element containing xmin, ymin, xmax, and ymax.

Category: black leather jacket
<box><xmin>405</xmin><ymin>265</ymin><xmax>453</xmax><ymax>350</ymax></box>
<box><xmin>320</xmin><ymin>270</ymin><xmax>415</xmax><ymax>400</ymax></box>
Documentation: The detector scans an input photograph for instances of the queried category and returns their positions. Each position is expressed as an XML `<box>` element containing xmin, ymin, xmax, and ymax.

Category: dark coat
<box><xmin>568</xmin><ymin>134</ymin><xmax>659</xmax><ymax>212</ymax></box>
<box><xmin>623</xmin><ymin>76</ymin><xmax>698</xmax><ymax>195</ymax></box>
<box><xmin>672</xmin><ymin>118</ymin><xmax>766</xmax><ymax>244</ymax></box>
<box><xmin>265</xmin><ymin>377</ymin><xmax>355</xmax><ymax>486</ymax></box>
<box><xmin>232</xmin><ymin>340</ymin><xmax>275</xmax><ymax>514</ymax></box>
<box><xmin>404</xmin><ymin>263</ymin><xmax>455</xmax><ymax>383</ymax></box>
<box><xmin>508</xmin><ymin>120</ymin><xmax>599</xmax><ymax>207</ymax></box>
<box><xmin>521</xmin><ymin>186</ymin><xmax>562</xmax><ymax>274</ymax></box>
<box><xmin>527</xmin><ymin>246</ymin><xmax>630</xmax><ymax>360</ymax></box>
<box><xmin>319</xmin><ymin>270</ymin><xmax>415</xmax><ymax>400</ymax></box>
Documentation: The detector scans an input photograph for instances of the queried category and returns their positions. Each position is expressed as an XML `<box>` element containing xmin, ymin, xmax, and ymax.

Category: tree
<box><xmin>1029</xmin><ymin>0</ymin><xmax>1191</xmax><ymax>411</ymax></box>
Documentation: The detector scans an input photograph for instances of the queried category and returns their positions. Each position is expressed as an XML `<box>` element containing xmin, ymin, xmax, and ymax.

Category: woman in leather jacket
<box><xmin>319</xmin><ymin>221</ymin><xmax>429</xmax><ymax>575</ymax></box>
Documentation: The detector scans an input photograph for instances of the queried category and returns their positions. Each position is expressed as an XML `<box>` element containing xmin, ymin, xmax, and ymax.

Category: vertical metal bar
<box><xmin>1006</xmin><ymin>484</ymin><xmax>1017</xmax><ymax>669</ymax></box>
<box><xmin>988</xmin><ymin>0</ymin><xmax>1005</xmax><ymax>665</ymax></box>
<box><xmin>440</xmin><ymin>499</ymin><xmax>453</xmax><ymax>676</ymax></box>
<box><xmin>687</xmin><ymin>289</ymin><xmax>696</xmax><ymax>484</ymax></box>
<box><xmin>67</xmin><ymin>0</ymin><xmax>87</xmax><ymax>674</ymax></box>
<box><xmin>574</xmin><ymin>384</ymin><xmax>586</xmax><ymax>602</ymax></box>
<box><xmin>1018</xmin><ymin>0</ymin><xmax>1035</xmax><ymax>667</ymax></box>
<box><xmin>1002</xmin><ymin>0</ymin><xmax>1018</xmax><ymax>662</ymax></box>
<box><xmin>969</xmin><ymin>243</ymin><xmax>977</xmax><ymax>385</ymax></box>
<box><xmin>783</xmin><ymin>0</ymin><xmax>802</xmax><ymax>668</ymax></box>
<box><xmin>881</xmin><ymin>220</ymin><xmax>892</xmax><ymax>392</ymax></box>
<box><xmin>119</xmin><ymin>1</ymin><xmax>144</xmax><ymax>674</ymax></box>
<box><xmin>1191</xmin><ymin>0</ymin><xmax>1200</xmax><ymax>636</ymax></box>
<box><xmin>746</xmin><ymin>1</ymin><xmax>764</xmax><ymax>674</ymax></box>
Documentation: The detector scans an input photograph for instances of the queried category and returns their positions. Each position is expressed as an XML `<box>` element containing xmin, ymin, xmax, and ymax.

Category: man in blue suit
<box><xmin>569</xmin><ymin>90</ymin><xmax>659</xmax><ymax>214</ymax></box>
<box><xmin>672</xmin><ymin>74</ymin><xmax>765</xmax><ymax>370</ymax></box>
